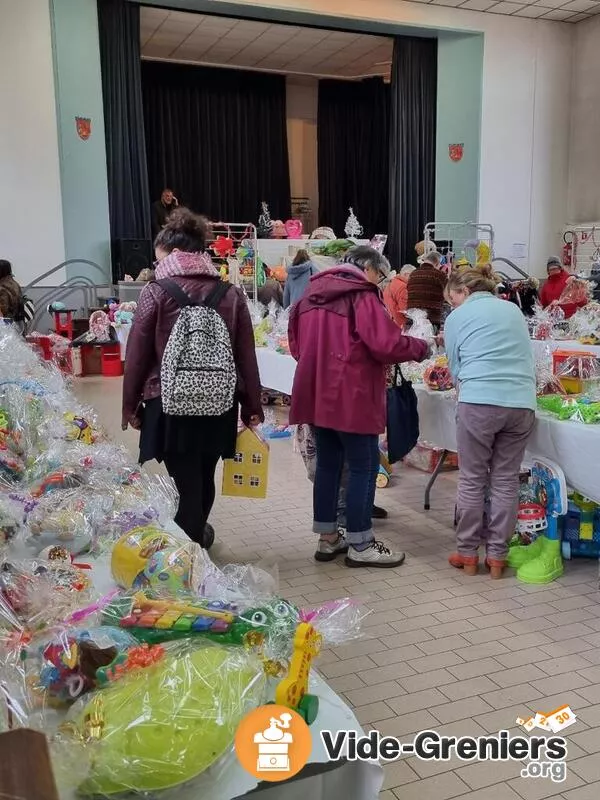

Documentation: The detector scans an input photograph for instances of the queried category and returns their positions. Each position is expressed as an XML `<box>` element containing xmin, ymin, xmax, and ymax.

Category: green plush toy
<box><xmin>72</xmin><ymin>644</ymin><xmax>265</xmax><ymax>795</ymax></box>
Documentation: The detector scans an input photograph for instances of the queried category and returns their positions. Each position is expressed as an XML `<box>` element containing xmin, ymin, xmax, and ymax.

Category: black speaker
<box><xmin>112</xmin><ymin>238</ymin><xmax>153</xmax><ymax>282</ymax></box>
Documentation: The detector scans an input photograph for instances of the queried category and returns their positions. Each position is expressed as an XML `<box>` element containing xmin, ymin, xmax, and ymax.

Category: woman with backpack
<box><xmin>122</xmin><ymin>208</ymin><xmax>264</xmax><ymax>549</ymax></box>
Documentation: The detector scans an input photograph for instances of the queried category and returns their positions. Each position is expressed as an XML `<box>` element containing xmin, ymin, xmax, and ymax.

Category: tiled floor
<box><xmin>77</xmin><ymin>377</ymin><xmax>600</xmax><ymax>800</ymax></box>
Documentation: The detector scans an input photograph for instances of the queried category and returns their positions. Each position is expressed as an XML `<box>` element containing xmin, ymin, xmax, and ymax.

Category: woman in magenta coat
<box><xmin>288</xmin><ymin>246</ymin><xmax>429</xmax><ymax>569</ymax></box>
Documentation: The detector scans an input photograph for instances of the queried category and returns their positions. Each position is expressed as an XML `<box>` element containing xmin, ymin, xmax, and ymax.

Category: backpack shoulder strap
<box><xmin>156</xmin><ymin>279</ymin><xmax>194</xmax><ymax>308</ymax></box>
<box><xmin>203</xmin><ymin>280</ymin><xmax>231</xmax><ymax>310</ymax></box>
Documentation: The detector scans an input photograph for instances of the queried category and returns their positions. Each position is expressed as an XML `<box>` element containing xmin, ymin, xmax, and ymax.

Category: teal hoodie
<box><xmin>283</xmin><ymin>260</ymin><xmax>318</xmax><ymax>309</ymax></box>
<box><xmin>444</xmin><ymin>292</ymin><xmax>536</xmax><ymax>410</ymax></box>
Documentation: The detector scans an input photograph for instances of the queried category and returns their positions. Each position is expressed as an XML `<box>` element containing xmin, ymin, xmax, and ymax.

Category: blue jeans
<box><xmin>313</xmin><ymin>427</ymin><xmax>379</xmax><ymax>547</ymax></box>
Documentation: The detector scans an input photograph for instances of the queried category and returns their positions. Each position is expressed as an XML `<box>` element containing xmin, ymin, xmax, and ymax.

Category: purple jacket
<box><xmin>288</xmin><ymin>266</ymin><xmax>429</xmax><ymax>435</ymax></box>
<box><xmin>122</xmin><ymin>276</ymin><xmax>263</xmax><ymax>427</ymax></box>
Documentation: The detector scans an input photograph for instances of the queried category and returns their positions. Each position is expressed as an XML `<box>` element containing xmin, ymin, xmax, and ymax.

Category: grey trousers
<box><xmin>456</xmin><ymin>403</ymin><xmax>535</xmax><ymax>560</ymax></box>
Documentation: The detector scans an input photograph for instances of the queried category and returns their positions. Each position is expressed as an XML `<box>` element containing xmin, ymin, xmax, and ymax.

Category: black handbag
<box><xmin>386</xmin><ymin>366</ymin><xmax>419</xmax><ymax>464</ymax></box>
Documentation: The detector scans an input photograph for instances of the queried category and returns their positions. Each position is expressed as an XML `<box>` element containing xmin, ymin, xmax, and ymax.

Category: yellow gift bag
<box><xmin>222</xmin><ymin>427</ymin><xmax>269</xmax><ymax>499</ymax></box>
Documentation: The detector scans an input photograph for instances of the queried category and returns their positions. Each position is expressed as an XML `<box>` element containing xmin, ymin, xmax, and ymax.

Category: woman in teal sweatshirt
<box><xmin>443</xmin><ymin>264</ymin><xmax>535</xmax><ymax>578</ymax></box>
<box><xmin>283</xmin><ymin>250</ymin><xmax>318</xmax><ymax>309</ymax></box>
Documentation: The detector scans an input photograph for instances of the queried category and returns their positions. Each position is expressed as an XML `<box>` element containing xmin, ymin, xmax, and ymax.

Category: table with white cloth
<box><xmin>256</xmin><ymin>348</ymin><xmax>296</xmax><ymax>396</ymax></box>
<box><xmin>531</xmin><ymin>339</ymin><xmax>600</xmax><ymax>360</ymax></box>
<box><xmin>72</xmin><ymin>543</ymin><xmax>384</xmax><ymax>800</ymax></box>
<box><xmin>414</xmin><ymin>384</ymin><xmax>600</xmax><ymax>507</ymax></box>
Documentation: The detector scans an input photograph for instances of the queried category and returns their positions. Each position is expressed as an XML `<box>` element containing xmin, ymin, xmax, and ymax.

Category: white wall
<box><xmin>208</xmin><ymin>0</ymin><xmax>573</xmax><ymax>276</ymax></box>
<box><xmin>568</xmin><ymin>16</ymin><xmax>600</xmax><ymax>225</ymax></box>
<box><xmin>0</xmin><ymin>0</ymin><xmax>65</xmax><ymax>286</ymax></box>
<box><xmin>286</xmin><ymin>78</ymin><xmax>319</xmax><ymax>232</ymax></box>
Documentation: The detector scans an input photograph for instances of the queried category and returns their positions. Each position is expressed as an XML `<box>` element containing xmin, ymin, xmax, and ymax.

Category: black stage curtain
<box><xmin>388</xmin><ymin>37</ymin><xmax>437</xmax><ymax>268</ymax></box>
<box><xmin>97</xmin><ymin>0</ymin><xmax>151</xmax><ymax>242</ymax></box>
<box><xmin>318</xmin><ymin>78</ymin><xmax>390</xmax><ymax>239</ymax></box>
<box><xmin>142</xmin><ymin>61</ymin><xmax>291</xmax><ymax>223</ymax></box>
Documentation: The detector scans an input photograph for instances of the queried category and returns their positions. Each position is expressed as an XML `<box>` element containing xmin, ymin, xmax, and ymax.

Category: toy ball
<box><xmin>143</xmin><ymin>547</ymin><xmax>191</xmax><ymax>594</ymax></box>
<box><xmin>72</xmin><ymin>645</ymin><xmax>265</xmax><ymax>795</ymax></box>
<box><xmin>111</xmin><ymin>526</ymin><xmax>198</xmax><ymax>591</ymax></box>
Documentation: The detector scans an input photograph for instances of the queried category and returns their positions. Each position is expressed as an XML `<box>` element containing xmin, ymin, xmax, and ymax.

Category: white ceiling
<box><xmin>140</xmin><ymin>9</ymin><xmax>394</xmax><ymax>79</ymax></box>
<box><xmin>140</xmin><ymin>0</ymin><xmax>600</xmax><ymax>75</ymax></box>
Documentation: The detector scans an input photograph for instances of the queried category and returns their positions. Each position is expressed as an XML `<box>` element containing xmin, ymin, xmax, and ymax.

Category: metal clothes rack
<box><xmin>424</xmin><ymin>221</ymin><xmax>495</xmax><ymax>269</ymax></box>
<box><xmin>206</xmin><ymin>222</ymin><xmax>259</xmax><ymax>301</ymax></box>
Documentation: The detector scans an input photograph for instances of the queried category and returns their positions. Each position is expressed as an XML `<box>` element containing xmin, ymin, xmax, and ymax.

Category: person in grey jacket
<box><xmin>283</xmin><ymin>250</ymin><xmax>318</xmax><ymax>309</ymax></box>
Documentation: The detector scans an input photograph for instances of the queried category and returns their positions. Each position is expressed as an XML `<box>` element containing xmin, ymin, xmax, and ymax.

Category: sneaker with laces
<box><xmin>314</xmin><ymin>532</ymin><xmax>349</xmax><ymax>562</ymax></box>
<box><xmin>345</xmin><ymin>540</ymin><xmax>405</xmax><ymax>568</ymax></box>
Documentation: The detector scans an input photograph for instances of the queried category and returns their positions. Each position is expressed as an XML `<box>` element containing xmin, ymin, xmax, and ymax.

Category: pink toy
<box><xmin>285</xmin><ymin>219</ymin><xmax>303</xmax><ymax>238</ymax></box>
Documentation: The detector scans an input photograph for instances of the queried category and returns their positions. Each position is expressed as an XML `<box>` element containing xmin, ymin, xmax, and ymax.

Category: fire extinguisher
<box><xmin>562</xmin><ymin>231</ymin><xmax>574</xmax><ymax>268</ymax></box>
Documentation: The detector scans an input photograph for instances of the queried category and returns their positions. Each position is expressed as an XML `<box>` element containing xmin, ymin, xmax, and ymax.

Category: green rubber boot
<box><xmin>507</xmin><ymin>535</ymin><xmax>545</xmax><ymax>570</ymax></box>
<box><xmin>516</xmin><ymin>537</ymin><xmax>563</xmax><ymax>584</ymax></box>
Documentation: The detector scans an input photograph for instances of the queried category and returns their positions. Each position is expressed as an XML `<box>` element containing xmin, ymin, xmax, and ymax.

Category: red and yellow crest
<box><xmin>75</xmin><ymin>117</ymin><xmax>92</xmax><ymax>141</ymax></box>
<box><xmin>449</xmin><ymin>143</ymin><xmax>464</xmax><ymax>162</ymax></box>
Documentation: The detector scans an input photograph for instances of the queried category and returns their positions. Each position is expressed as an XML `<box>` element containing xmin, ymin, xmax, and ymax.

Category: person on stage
<box><xmin>151</xmin><ymin>188</ymin><xmax>179</xmax><ymax>237</ymax></box>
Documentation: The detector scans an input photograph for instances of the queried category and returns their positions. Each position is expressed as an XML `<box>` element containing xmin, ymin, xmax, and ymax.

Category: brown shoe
<box><xmin>485</xmin><ymin>558</ymin><xmax>506</xmax><ymax>580</ymax></box>
<box><xmin>448</xmin><ymin>552</ymin><xmax>479</xmax><ymax>576</ymax></box>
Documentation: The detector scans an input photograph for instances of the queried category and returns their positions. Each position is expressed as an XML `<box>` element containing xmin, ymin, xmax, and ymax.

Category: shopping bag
<box><xmin>222</xmin><ymin>427</ymin><xmax>269</xmax><ymax>499</ymax></box>
<box><xmin>386</xmin><ymin>366</ymin><xmax>419</xmax><ymax>464</ymax></box>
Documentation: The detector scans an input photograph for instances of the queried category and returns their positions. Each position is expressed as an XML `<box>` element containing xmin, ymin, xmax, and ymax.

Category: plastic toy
<box><xmin>274</xmin><ymin>622</ymin><xmax>321</xmax><ymax>724</ymax></box>
<box><xmin>30</xmin><ymin>469</ymin><xmax>85</xmax><ymax>497</ymax></box>
<box><xmin>516</xmin><ymin>502</ymin><xmax>547</xmax><ymax>545</ymax></box>
<box><xmin>260</xmin><ymin>388</ymin><xmax>291</xmax><ymax>406</ymax></box>
<box><xmin>376</xmin><ymin>464</ymin><xmax>390</xmax><ymax>488</ymax></box>
<box><xmin>34</xmin><ymin>627</ymin><xmax>140</xmax><ymax>703</ymax></box>
<box><xmin>560</xmin><ymin>493</ymin><xmax>600</xmax><ymax>559</ymax></box>
<box><xmin>222</xmin><ymin>427</ymin><xmax>269</xmax><ymax>499</ymax></box>
<box><xmin>285</xmin><ymin>219</ymin><xmax>303</xmax><ymax>238</ymax></box>
<box><xmin>111</xmin><ymin>526</ymin><xmax>200</xmax><ymax>592</ymax></box>
<box><xmin>537</xmin><ymin>394</ymin><xmax>600</xmax><ymax>424</ymax></box>
<box><xmin>102</xmin><ymin>592</ymin><xmax>298</xmax><ymax>649</ymax></box>
<box><xmin>0</xmin><ymin>557</ymin><xmax>92</xmax><ymax>626</ymax></box>
<box><xmin>507</xmin><ymin>458</ymin><xmax>567</xmax><ymax>583</ymax></box>
<box><xmin>69</xmin><ymin>644</ymin><xmax>265</xmax><ymax>795</ymax></box>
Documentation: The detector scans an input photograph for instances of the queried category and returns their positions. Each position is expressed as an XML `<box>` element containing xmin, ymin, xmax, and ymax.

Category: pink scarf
<box><xmin>155</xmin><ymin>250</ymin><xmax>218</xmax><ymax>280</ymax></box>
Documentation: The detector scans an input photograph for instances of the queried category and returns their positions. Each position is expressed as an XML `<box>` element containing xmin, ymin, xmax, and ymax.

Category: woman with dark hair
<box><xmin>0</xmin><ymin>260</ymin><xmax>24</xmax><ymax>321</ymax></box>
<box><xmin>289</xmin><ymin>245</ymin><xmax>429</xmax><ymax>568</ymax></box>
<box><xmin>122</xmin><ymin>208</ymin><xmax>264</xmax><ymax>548</ymax></box>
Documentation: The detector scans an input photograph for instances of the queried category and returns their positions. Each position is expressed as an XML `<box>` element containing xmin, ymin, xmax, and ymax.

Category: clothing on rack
<box><xmin>498</xmin><ymin>279</ymin><xmax>539</xmax><ymax>316</ymax></box>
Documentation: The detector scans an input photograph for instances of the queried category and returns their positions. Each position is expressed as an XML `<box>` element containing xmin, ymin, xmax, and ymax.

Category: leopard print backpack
<box><xmin>158</xmin><ymin>279</ymin><xmax>236</xmax><ymax>417</ymax></box>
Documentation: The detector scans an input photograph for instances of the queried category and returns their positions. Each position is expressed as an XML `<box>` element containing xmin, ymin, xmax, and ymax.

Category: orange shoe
<box><xmin>448</xmin><ymin>552</ymin><xmax>479</xmax><ymax>576</ymax></box>
<box><xmin>485</xmin><ymin>558</ymin><xmax>506</xmax><ymax>580</ymax></box>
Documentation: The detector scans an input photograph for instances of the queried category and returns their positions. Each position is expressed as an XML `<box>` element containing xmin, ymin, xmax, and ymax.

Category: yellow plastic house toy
<box><xmin>222</xmin><ymin>427</ymin><xmax>269</xmax><ymax>499</ymax></box>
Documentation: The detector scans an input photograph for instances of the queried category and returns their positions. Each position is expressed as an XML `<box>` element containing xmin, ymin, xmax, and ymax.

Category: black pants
<box><xmin>164</xmin><ymin>452</ymin><xmax>221</xmax><ymax>546</ymax></box>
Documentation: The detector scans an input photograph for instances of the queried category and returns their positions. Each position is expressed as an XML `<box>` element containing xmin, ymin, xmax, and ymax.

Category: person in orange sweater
<box><xmin>383</xmin><ymin>265</ymin><xmax>415</xmax><ymax>327</ymax></box>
